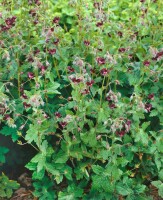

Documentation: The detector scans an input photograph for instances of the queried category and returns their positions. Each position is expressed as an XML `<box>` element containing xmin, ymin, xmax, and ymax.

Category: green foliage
<box><xmin>0</xmin><ymin>0</ymin><xmax>163</xmax><ymax>199</ymax></box>
<box><xmin>151</xmin><ymin>181</ymin><xmax>163</xmax><ymax>198</ymax></box>
<box><xmin>0</xmin><ymin>126</ymin><xmax>18</xmax><ymax>142</ymax></box>
<box><xmin>0</xmin><ymin>173</ymin><xmax>19</xmax><ymax>199</ymax></box>
<box><xmin>0</xmin><ymin>146</ymin><xmax>9</xmax><ymax>163</ymax></box>
<box><xmin>33</xmin><ymin>176</ymin><xmax>56</xmax><ymax>200</ymax></box>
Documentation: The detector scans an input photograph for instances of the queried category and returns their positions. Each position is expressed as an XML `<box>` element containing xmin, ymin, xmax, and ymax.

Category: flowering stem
<box><xmin>53</xmin><ymin>59</ymin><xmax>60</xmax><ymax>79</ymax></box>
<box><xmin>100</xmin><ymin>76</ymin><xmax>105</xmax><ymax>108</ymax></box>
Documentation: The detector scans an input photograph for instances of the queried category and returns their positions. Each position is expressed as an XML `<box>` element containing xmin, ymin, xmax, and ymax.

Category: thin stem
<box><xmin>100</xmin><ymin>76</ymin><xmax>105</xmax><ymax>108</ymax></box>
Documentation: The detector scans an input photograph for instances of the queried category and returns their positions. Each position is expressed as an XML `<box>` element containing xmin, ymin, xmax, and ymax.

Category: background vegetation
<box><xmin>0</xmin><ymin>0</ymin><xmax>163</xmax><ymax>199</ymax></box>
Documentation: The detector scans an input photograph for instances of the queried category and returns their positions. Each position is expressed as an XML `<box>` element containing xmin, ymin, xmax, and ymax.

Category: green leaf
<box><xmin>55</xmin><ymin>150</ymin><xmax>69</xmax><ymax>163</ymax></box>
<box><xmin>25</xmin><ymin>162</ymin><xmax>37</xmax><ymax>171</ymax></box>
<box><xmin>45</xmin><ymin>163</ymin><xmax>60</xmax><ymax>176</ymax></box>
<box><xmin>37</xmin><ymin>155</ymin><xmax>46</xmax><ymax>172</ymax></box>
<box><xmin>0</xmin><ymin>146</ymin><xmax>9</xmax><ymax>163</ymax></box>
<box><xmin>0</xmin><ymin>126</ymin><xmax>18</xmax><ymax>142</ymax></box>
<box><xmin>92</xmin><ymin>165</ymin><xmax>104</xmax><ymax>175</ymax></box>
<box><xmin>142</xmin><ymin>122</ymin><xmax>150</xmax><ymax>131</ymax></box>
<box><xmin>32</xmin><ymin>169</ymin><xmax>45</xmax><ymax>180</ymax></box>
<box><xmin>151</xmin><ymin>180</ymin><xmax>162</xmax><ymax>188</ymax></box>
<box><xmin>158</xmin><ymin>184</ymin><xmax>163</xmax><ymax>198</ymax></box>
<box><xmin>55</xmin><ymin>174</ymin><xmax>63</xmax><ymax>184</ymax></box>
<box><xmin>58</xmin><ymin>184</ymin><xmax>83</xmax><ymax>200</ymax></box>
<box><xmin>80</xmin><ymin>128</ymin><xmax>97</xmax><ymax>147</ymax></box>
<box><xmin>25</xmin><ymin>124</ymin><xmax>39</xmax><ymax>144</ymax></box>
<box><xmin>157</xmin><ymin>138</ymin><xmax>163</xmax><ymax>153</ymax></box>
<box><xmin>116</xmin><ymin>185</ymin><xmax>131</xmax><ymax>196</ymax></box>
<box><xmin>149</xmin><ymin>109</ymin><xmax>158</xmax><ymax>117</ymax></box>
<box><xmin>63</xmin><ymin>166</ymin><xmax>73</xmax><ymax>181</ymax></box>
<box><xmin>135</xmin><ymin>129</ymin><xmax>148</xmax><ymax>145</ymax></box>
<box><xmin>0</xmin><ymin>173</ymin><xmax>19</xmax><ymax>198</ymax></box>
<box><xmin>159</xmin><ymin>169</ymin><xmax>163</xmax><ymax>181</ymax></box>
<box><xmin>135</xmin><ymin>184</ymin><xmax>146</xmax><ymax>194</ymax></box>
<box><xmin>45</xmin><ymin>82</ymin><xmax>60</xmax><ymax>94</ymax></box>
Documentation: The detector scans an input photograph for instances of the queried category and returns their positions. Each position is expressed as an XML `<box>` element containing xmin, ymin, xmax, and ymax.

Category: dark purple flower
<box><xmin>143</xmin><ymin>60</ymin><xmax>150</xmax><ymax>66</ymax></box>
<box><xmin>60</xmin><ymin>121</ymin><xmax>67</xmax><ymax>128</ymax></box>
<box><xmin>128</xmin><ymin>54</ymin><xmax>133</xmax><ymax>59</ymax></box>
<box><xmin>90</xmin><ymin>68</ymin><xmax>95</xmax><ymax>74</ymax></box>
<box><xmin>84</xmin><ymin>40</ymin><xmax>90</xmax><ymax>46</ymax></box>
<box><xmin>119</xmin><ymin>48</ymin><xmax>126</xmax><ymax>53</ymax></box>
<box><xmin>1</xmin><ymin>16</ymin><xmax>16</xmax><ymax>31</ymax></box>
<box><xmin>96</xmin><ymin>57</ymin><xmax>105</xmax><ymax>65</ymax></box>
<box><xmin>29</xmin><ymin>9</ymin><xmax>37</xmax><ymax>16</ymax></box>
<box><xmin>152</xmin><ymin>51</ymin><xmax>163</xmax><ymax>61</ymax></box>
<box><xmin>23</xmin><ymin>102</ymin><xmax>31</xmax><ymax>109</ymax></box>
<box><xmin>100</xmin><ymin>68</ymin><xmax>108</xmax><ymax>76</ymax></box>
<box><xmin>81</xmin><ymin>89</ymin><xmax>89</xmax><ymax>95</ymax></box>
<box><xmin>127</xmin><ymin>67</ymin><xmax>133</xmax><ymax>72</ymax></box>
<box><xmin>96</xmin><ymin>21</ymin><xmax>103</xmax><ymax>27</ymax></box>
<box><xmin>28</xmin><ymin>72</ymin><xmax>34</xmax><ymax>79</ymax></box>
<box><xmin>86</xmin><ymin>80</ymin><xmax>94</xmax><ymax>87</ymax></box>
<box><xmin>67</xmin><ymin>66</ymin><xmax>74</xmax><ymax>73</ymax></box>
<box><xmin>148</xmin><ymin>93</ymin><xmax>154</xmax><ymax>100</ymax></box>
<box><xmin>126</xmin><ymin>120</ymin><xmax>131</xmax><ymax>126</ymax></box>
<box><xmin>74</xmin><ymin>78</ymin><xmax>82</xmax><ymax>83</ymax></box>
<box><xmin>53</xmin><ymin>38</ymin><xmax>60</xmax><ymax>45</ymax></box>
<box><xmin>106</xmin><ymin>96</ymin><xmax>111</xmax><ymax>101</ymax></box>
<box><xmin>116</xmin><ymin>130</ymin><xmax>126</xmax><ymax>137</ymax></box>
<box><xmin>94</xmin><ymin>2</ymin><xmax>100</xmax><ymax>8</ymax></box>
<box><xmin>27</xmin><ymin>57</ymin><xmax>34</xmax><ymax>62</ymax></box>
<box><xmin>5</xmin><ymin>16</ymin><xmax>16</xmax><ymax>26</ymax></box>
<box><xmin>35</xmin><ymin>0</ymin><xmax>41</xmax><ymax>5</ymax></box>
<box><xmin>48</xmin><ymin>49</ymin><xmax>56</xmax><ymax>55</ymax></box>
<box><xmin>108</xmin><ymin>33</ymin><xmax>111</xmax><ymax>37</ymax></box>
<box><xmin>134</xmin><ymin>31</ymin><xmax>139</xmax><ymax>36</ymax></box>
<box><xmin>46</xmin><ymin>38</ymin><xmax>50</xmax><ymax>43</ymax></box>
<box><xmin>5</xmin><ymin>19</ymin><xmax>11</xmax><ymax>26</ymax></box>
<box><xmin>39</xmin><ymin>65</ymin><xmax>47</xmax><ymax>75</ymax></box>
<box><xmin>3</xmin><ymin>114</ymin><xmax>10</xmax><ymax>120</ymax></box>
<box><xmin>34</xmin><ymin>49</ymin><xmax>40</xmax><ymax>55</ymax></box>
<box><xmin>140</xmin><ymin>0</ymin><xmax>145</xmax><ymax>2</ymax></box>
<box><xmin>157</xmin><ymin>51</ymin><xmax>163</xmax><ymax>57</ymax></box>
<box><xmin>156</xmin><ymin>51</ymin><xmax>163</xmax><ymax>59</ymax></box>
<box><xmin>145</xmin><ymin>103</ymin><xmax>152</xmax><ymax>112</ymax></box>
<box><xmin>1</xmin><ymin>25</ymin><xmax>10</xmax><ymax>31</ymax></box>
<box><xmin>53</xmin><ymin>17</ymin><xmax>60</xmax><ymax>24</ymax></box>
<box><xmin>55</xmin><ymin>112</ymin><xmax>62</xmax><ymax>118</ymax></box>
<box><xmin>43</xmin><ymin>113</ymin><xmax>49</xmax><ymax>119</ymax></box>
<box><xmin>117</xmin><ymin>31</ymin><xmax>123</xmax><ymax>37</ymax></box>
<box><xmin>152</xmin><ymin>56</ymin><xmax>157</xmax><ymax>61</ymax></box>
<box><xmin>70</xmin><ymin>77</ymin><xmax>82</xmax><ymax>84</ymax></box>
<box><xmin>22</xmin><ymin>94</ymin><xmax>28</xmax><ymax>99</ymax></box>
<box><xmin>109</xmin><ymin>103</ymin><xmax>117</xmax><ymax>109</ymax></box>
<box><xmin>20</xmin><ymin>87</ymin><xmax>24</xmax><ymax>94</ymax></box>
<box><xmin>125</xmin><ymin>120</ymin><xmax>131</xmax><ymax>132</ymax></box>
<box><xmin>33</xmin><ymin>19</ymin><xmax>39</xmax><ymax>25</ymax></box>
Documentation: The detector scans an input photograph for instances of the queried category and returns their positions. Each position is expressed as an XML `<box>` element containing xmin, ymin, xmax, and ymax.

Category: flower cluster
<box><xmin>28</xmin><ymin>94</ymin><xmax>44</xmax><ymax>108</ymax></box>
<box><xmin>1</xmin><ymin>16</ymin><xmax>16</xmax><ymax>32</ymax></box>
<box><xmin>111</xmin><ymin>118</ymin><xmax>131</xmax><ymax>137</ymax></box>
<box><xmin>106</xmin><ymin>90</ymin><xmax>121</xmax><ymax>109</ymax></box>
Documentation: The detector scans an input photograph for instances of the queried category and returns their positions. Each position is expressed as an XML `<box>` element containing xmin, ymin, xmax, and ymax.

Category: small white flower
<box><xmin>28</xmin><ymin>94</ymin><xmax>44</xmax><ymax>107</ymax></box>
<box><xmin>64</xmin><ymin>114</ymin><xmax>73</xmax><ymax>122</ymax></box>
<box><xmin>149</xmin><ymin>46</ymin><xmax>158</xmax><ymax>57</ymax></box>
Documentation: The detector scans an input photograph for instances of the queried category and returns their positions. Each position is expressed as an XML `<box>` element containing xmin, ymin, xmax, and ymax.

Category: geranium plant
<box><xmin>0</xmin><ymin>0</ymin><xmax>163</xmax><ymax>199</ymax></box>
